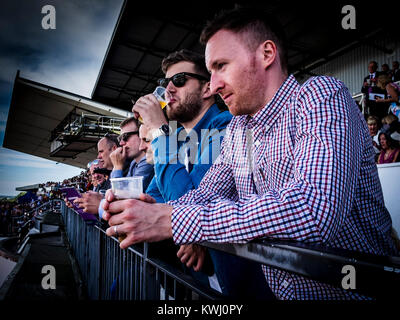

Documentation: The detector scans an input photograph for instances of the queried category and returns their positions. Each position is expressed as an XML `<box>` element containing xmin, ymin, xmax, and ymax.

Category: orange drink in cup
<box><xmin>137</xmin><ymin>86</ymin><xmax>167</xmax><ymax>122</ymax></box>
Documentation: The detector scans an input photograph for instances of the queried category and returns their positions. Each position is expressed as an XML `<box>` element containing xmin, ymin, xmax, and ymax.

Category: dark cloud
<box><xmin>0</xmin><ymin>0</ymin><xmax>123</xmax><ymax>88</ymax></box>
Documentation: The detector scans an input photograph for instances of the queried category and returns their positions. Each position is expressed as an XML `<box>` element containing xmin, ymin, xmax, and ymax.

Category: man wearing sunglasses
<box><xmin>109</xmin><ymin>117</ymin><xmax>154</xmax><ymax>191</ymax></box>
<box><xmin>133</xmin><ymin>49</ymin><xmax>233</xmax><ymax>293</ymax></box>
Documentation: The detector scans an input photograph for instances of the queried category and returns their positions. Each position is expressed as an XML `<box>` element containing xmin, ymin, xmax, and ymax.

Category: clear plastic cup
<box><xmin>110</xmin><ymin>176</ymin><xmax>143</xmax><ymax>200</ymax></box>
<box><xmin>153</xmin><ymin>86</ymin><xmax>167</xmax><ymax>109</ymax></box>
<box><xmin>137</xmin><ymin>86</ymin><xmax>167</xmax><ymax>123</ymax></box>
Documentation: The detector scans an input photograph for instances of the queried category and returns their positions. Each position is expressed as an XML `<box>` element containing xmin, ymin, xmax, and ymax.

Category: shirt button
<box><xmin>254</xmin><ymin>140</ymin><xmax>261</xmax><ymax>147</ymax></box>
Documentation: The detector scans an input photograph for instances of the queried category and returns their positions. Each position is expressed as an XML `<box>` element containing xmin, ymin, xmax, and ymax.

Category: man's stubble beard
<box><xmin>166</xmin><ymin>89</ymin><xmax>203</xmax><ymax>123</ymax></box>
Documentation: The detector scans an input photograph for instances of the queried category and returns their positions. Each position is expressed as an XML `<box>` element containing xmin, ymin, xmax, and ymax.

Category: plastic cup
<box><xmin>110</xmin><ymin>176</ymin><xmax>143</xmax><ymax>242</ymax></box>
<box><xmin>138</xmin><ymin>86</ymin><xmax>167</xmax><ymax>122</ymax></box>
<box><xmin>153</xmin><ymin>86</ymin><xmax>167</xmax><ymax>109</ymax></box>
<box><xmin>110</xmin><ymin>176</ymin><xmax>143</xmax><ymax>200</ymax></box>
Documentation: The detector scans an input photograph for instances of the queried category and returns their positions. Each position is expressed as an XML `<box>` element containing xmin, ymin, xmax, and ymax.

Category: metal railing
<box><xmin>58</xmin><ymin>200</ymin><xmax>400</xmax><ymax>300</ymax></box>
<box><xmin>60</xmin><ymin>200</ymin><xmax>222</xmax><ymax>300</ymax></box>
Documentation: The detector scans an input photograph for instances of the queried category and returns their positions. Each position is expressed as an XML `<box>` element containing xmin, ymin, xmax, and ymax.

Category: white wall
<box><xmin>377</xmin><ymin>163</ymin><xmax>400</xmax><ymax>235</ymax></box>
<box><xmin>303</xmin><ymin>35</ymin><xmax>400</xmax><ymax>96</ymax></box>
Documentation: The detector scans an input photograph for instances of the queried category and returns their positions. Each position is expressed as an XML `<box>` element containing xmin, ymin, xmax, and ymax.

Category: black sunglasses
<box><xmin>158</xmin><ymin>72</ymin><xmax>209</xmax><ymax>88</ymax></box>
<box><xmin>118</xmin><ymin>131</ymin><xmax>139</xmax><ymax>143</ymax></box>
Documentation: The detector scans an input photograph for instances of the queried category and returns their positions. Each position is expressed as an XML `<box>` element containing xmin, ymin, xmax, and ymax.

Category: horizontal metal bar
<box><xmin>203</xmin><ymin>240</ymin><xmax>400</xmax><ymax>299</ymax></box>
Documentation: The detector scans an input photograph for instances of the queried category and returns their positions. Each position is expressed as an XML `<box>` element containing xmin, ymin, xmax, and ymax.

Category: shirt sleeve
<box><xmin>170</xmin><ymin>78</ymin><xmax>364</xmax><ymax>245</ymax></box>
<box><xmin>145</xmin><ymin>176</ymin><xmax>165</xmax><ymax>203</ymax></box>
<box><xmin>110</xmin><ymin>169</ymin><xmax>123</xmax><ymax>179</ymax></box>
<box><xmin>133</xmin><ymin>159</ymin><xmax>154</xmax><ymax>191</ymax></box>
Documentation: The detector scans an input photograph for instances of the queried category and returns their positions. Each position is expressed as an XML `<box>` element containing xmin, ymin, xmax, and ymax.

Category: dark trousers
<box><xmin>209</xmin><ymin>249</ymin><xmax>276</xmax><ymax>300</ymax></box>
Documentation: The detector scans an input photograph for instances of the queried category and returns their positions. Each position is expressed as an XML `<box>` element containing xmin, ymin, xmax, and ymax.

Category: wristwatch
<box><xmin>152</xmin><ymin>124</ymin><xmax>172</xmax><ymax>140</ymax></box>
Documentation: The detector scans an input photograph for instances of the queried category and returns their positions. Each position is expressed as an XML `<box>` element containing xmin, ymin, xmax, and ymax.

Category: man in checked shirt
<box><xmin>103</xmin><ymin>7</ymin><xmax>399</xmax><ymax>299</ymax></box>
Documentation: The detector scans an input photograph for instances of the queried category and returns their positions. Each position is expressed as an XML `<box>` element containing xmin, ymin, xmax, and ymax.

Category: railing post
<box><xmin>141</xmin><ymin>243</ymin><xmax>148</xmax><ymax>300</ymax></box>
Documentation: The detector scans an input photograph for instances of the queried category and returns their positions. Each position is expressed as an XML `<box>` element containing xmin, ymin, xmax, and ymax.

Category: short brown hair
<box><xmin>120</xmin><ymin>116</ymin><xmax>140</xmax><ymax>129</ymax></box>
<box><xmin>200</xmin><ymin>6</ymin><xmax>288</xmax><ymax>73</ymax></box>
<box><xmin>161</xmin><ymin>49</ymin><xmax>210</xmax><ymax>78</ymax></box>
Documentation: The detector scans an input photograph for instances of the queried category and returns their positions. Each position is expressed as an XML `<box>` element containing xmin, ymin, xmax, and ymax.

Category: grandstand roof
<box><xmin>15</xmin><ymin>184</ymin><xmax>41</xmax><ymax>192</ymax></box>
<box><xmin>3</xmin><ymin>74</ymin><xmax>133</xmax><ymax>168</ymax></box>
<box><xmin>4</xmin><ymin>1</ymin><xmax>399</xmax><ymax>168</ymax></box>
<box><xmin>92</xmin><ymin>1</ymin><xmax>397</xmax><ymax>111</ymax></box>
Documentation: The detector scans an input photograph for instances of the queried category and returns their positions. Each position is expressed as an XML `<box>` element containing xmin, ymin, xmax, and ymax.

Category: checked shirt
<box><xmin>169</xmin><ymin>75</ymin><xmax>398</xmax><ymax>299</ymax></box>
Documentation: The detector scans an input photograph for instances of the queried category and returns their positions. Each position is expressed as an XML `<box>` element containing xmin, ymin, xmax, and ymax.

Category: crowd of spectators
<box><xmin>0</xmin><ymin>199</ymin><xmax>44</xmax><ymax>236</ymax></box>
<box><xmin>362</xmin><ymin>60</ymin><xmax>400</xmax><ymax>121</ymax></box>
<box><xmin>362</xmin><ymin>60</ymin><xmax>400</xmax><ymax>163</ymax></box>
<box><xmin>367</xmin><ymin>113</ymin><xmax>400</xmax><ymax>163</ymax></box>
<box><xmin>0</xmin><ymin>169</ymin><xmax>97</xmax><ymax>236</ymax></box>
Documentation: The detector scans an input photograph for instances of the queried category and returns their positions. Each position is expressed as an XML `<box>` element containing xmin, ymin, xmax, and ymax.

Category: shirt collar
<box><xmin>177</xmin><ymin>103</ymin><xmax>221</xmax><ymax>138</ymax></box>
<box><xmin>246</xmin><ymin>75</ymin><xmax>298</xmax><ymax>129</ymax></box>
<box><xmin>130</xmin><ymin>155</ymin><xmax>146</xmax><ymax>168</ymax></box>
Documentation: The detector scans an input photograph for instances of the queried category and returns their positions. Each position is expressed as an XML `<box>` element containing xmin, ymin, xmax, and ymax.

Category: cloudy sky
<box><xmin>0</xmin><ymin>0</ymin><xmax>123</xmax><ymax>196</ymax></box>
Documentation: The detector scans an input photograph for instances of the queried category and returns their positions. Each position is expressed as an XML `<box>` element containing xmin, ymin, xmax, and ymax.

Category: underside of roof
<box><xmin>4</xmin><ymin>0</ymin><xmax>399</xmax><ymax>169</ymax></box>
<box><xmin>92</xmin><ymin>0</ymin><xmax>399</xmax><ymax>111</ymax></box>
<box><xmin>3</xmin><ymin>74</ymin><xmax>133</xmax><ymax>168</ymax></box>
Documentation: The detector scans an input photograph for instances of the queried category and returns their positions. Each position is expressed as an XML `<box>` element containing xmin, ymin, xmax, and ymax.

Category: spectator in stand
<box><xmin>362</xmin><ymin>61</ymin><xmax>380</xmax><ymax>93</ymax></box>
<box><xmin>103</xmin><ymin>7</ymin><xmax>398</xmax><ymax>300</ymax></box>
<box><xmin>391</xmin><ymin>61</ymin><xmax>400</xmax><ymax>82</ymax></box>
<box><xmin>362</xmin><ymin>61</ymin><xmax>385</xmax><ymax>119</ymax></box>
<box><xmin>97</xmin><ymin>118</ymin><xmax>154</xmax><ymax>222</ymax></box>
<box><xmin>98</xmin><ymin>134</ymin><xmax>119</xmax><ymax>174</ymax></box>
<box><xmin>93</xmin><ymin>171</ymin><xmax>107</xmax><ymax>192</ymax></box>
<box><xmin>138</xmin><ymin>124</ymin><xmax>154</xmax><ymax>165</ymax></box>
<box><xmin>74</xmin><ymin>134</ymin><xmax>119</xmax><ymax>216</ymax></box>
<box><xmin>375</xmin><ymin>74</ymin><xmax>400</xmax><ymax>107</ymax></box>
<box><xmin>367</xmin><ymin>115</ymin><xmax>381</xmax><ymax>158</ymax></box>
<box><xmin>381</xmin><ymin>63</ymin><xmax>390</xmax><ymax>76</ymax></box>
<box><xmin>109</xmin><ymin>117</ymin><xmax>154</xmax><ymax>190</ymax></box>
<box><xmin>381</xmin><ymin>113</ymin><xmax>400</xmax><ymax>144</ymax></box>
<box><xmin>377</xmin><ymin>132</ymin><xmax>400</xmax><ymax>163</ymax></box>
<box><xmin>381</xmin><ymin>114</ymin><xmax>399</xmax><ymax>132</ymax></box>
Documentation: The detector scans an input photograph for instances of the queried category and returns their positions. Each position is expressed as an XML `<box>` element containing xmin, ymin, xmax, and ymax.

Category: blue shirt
<box><xmin>146</xmin><ymin>104</ymin><xmax>232</xmax><ymax>203</ymax></box>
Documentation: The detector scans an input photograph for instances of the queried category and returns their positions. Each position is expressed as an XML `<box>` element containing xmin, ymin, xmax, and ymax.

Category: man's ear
<box><xmin>202</xmin><ymin>82</ymin><xmax>213</xmax><ymax>99</ymax></box>
<box><xmin>260</xmin><ymin>40</ymin><xmax>277</xmax><ymax>70</ymax></box>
